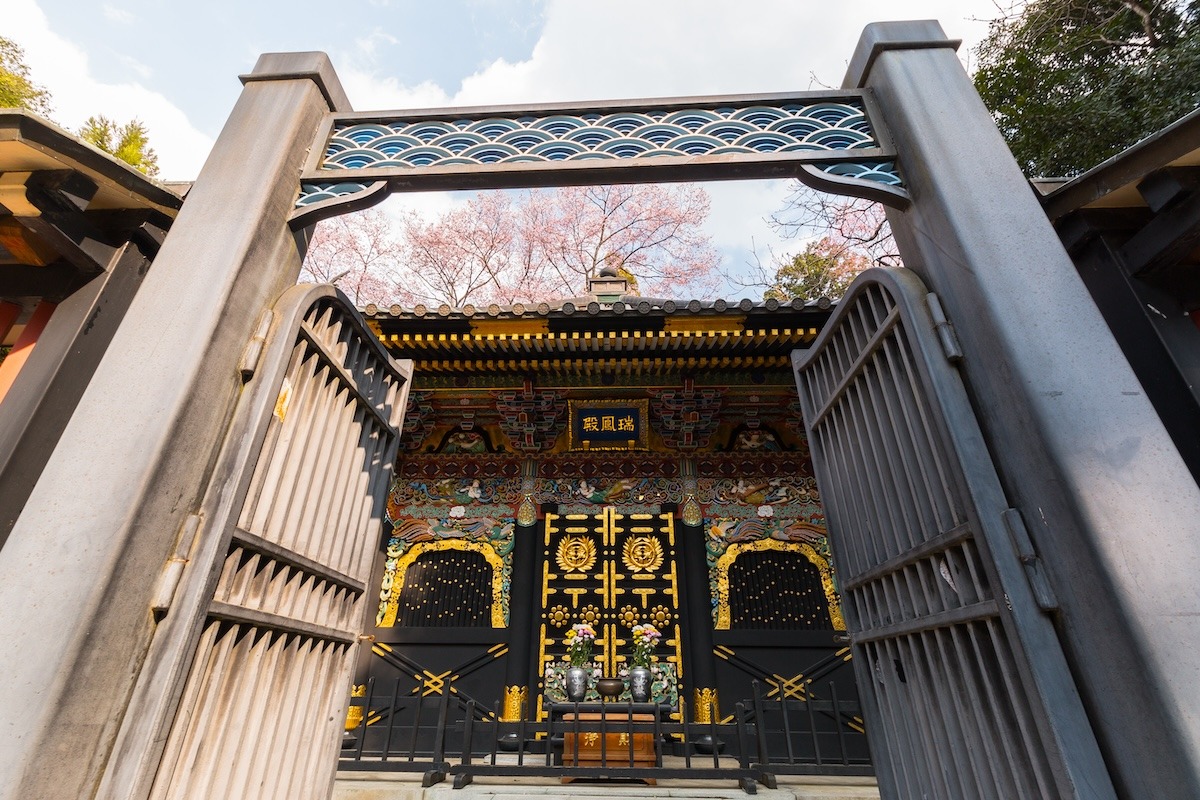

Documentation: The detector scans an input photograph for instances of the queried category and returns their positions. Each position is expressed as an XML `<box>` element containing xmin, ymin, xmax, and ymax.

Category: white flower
<box><xmin>757</xmin><ymin>505</ymin><xmax>774</xmax><ymax>518</ymax></box>
<box><xmin>449</xmin><ymin>505</ymin><xmax>466</xmax><ymax>518</ymax></box>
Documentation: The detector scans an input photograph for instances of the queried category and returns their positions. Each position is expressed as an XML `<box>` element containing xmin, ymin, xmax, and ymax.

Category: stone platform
<box><xmin>333</xmin><ymin>772</ymin><xmax>880</xmax><ymax>800</ymax></box>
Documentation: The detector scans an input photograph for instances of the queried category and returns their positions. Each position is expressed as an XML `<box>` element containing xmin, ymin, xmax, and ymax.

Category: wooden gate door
<box><xmin>793</xmin><ymin>268</ymin><xmax>1116</xmax><ymax>799</ymax></box>
<box><xmin>124</xmin><ymin>285</ymin><xmax>411</xmax><ymax>800</ymax></box>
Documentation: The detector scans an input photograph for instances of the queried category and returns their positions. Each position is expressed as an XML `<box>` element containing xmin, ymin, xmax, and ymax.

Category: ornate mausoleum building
<box><xmin>356</xmin><ymin>267</ymin><xmax>860</xmax><ymax>731</ymax></box>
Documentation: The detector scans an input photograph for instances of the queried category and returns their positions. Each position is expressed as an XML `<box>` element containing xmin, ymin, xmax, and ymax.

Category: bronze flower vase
<box><xmin>565</xmin><ymin>666</ymin><xmax>589</xmax><ymax>702</ymax></box>
<box><xmin>629</xmin><ymin>665</ymin><xmax>652</xmax><ymax>703</ymax></box>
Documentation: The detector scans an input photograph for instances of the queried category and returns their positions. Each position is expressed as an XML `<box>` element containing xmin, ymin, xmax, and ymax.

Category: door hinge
<box><xmin>926</xmin><ymin>292</ymin><xmax>963</xmax><ymax>363</ymax></box>
<box><xmin>1001</xmin><ymin>508</ymin><xmax>1059</xmax><ymax>612</ymax></box>
<box><xmin>151</xmin><ymin>513</ymin><xmax>202</xmax><ymax>619</ymax></box>
<box><xmin>238</xmin><ymin>309</ymin><xmax>275</xmax><ymax>382</ymax></box>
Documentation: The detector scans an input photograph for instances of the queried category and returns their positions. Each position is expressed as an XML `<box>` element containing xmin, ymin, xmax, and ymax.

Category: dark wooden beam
<box><xmin>1040</xmin><ymin>106</ymin><xmax>1200</xmax><ymax>220</ymax></box>
<box><xmin>1119</xmin><ymin>187</ymin><xmax>1200</xmax><ymax>283</ymax></box>
<box><xmin>0</xmin><ymin>261</ymin><xmax>89</xmax><ymax>301</ymax></box>
<box><xmin>1070</xmin><ymin>231</ymin><xmax>1200</xmax><ymax>482</ymax></box>
<box><xmin>1137</xmin><ymin>166</ymin><xmax>1200</xmax><ymax>213</ymax></box>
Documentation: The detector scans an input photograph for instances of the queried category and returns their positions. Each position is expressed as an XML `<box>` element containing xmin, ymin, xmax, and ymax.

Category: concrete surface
<box><xmin>333</xmin><ymin>771</ymin><xmax>880</xmax><ymax>800</ymax></box>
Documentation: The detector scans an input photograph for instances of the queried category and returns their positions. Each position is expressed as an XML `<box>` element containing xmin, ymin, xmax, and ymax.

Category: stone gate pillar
<box><xmin>0</xmin><ymin>53</ymin><xmax>349</xmax><ymax>799</ymax></box>
<box><xmin>846</xmin><ymin>21</ymin><xmax>1200</xmax><ymax>797</ymax></box>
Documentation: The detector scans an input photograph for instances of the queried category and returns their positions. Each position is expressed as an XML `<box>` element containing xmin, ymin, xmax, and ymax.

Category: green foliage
<box><xmin>764</xmin><ymin>237</ymin><xmax>868</xmax><ymax>301</ymax></box>
<box><xmin>974</xmin><ymin>0</ymin><xmax>1200</xmax><ymax>176</ymax></box>
<box><xmin>78</xmin><ymin>116</ymin><xmax>160</xmax><ymax>177</ymax></box>
<box><xmin>0</xmin><ymin>36</ymin><xmax>52</xmax><ymax>116</ymax></box>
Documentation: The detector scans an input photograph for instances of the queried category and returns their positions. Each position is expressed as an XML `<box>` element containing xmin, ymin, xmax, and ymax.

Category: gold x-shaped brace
<box><xmin>415</xmin><ymin>669</ymin><xmax>452</xmax><ymax>696</ymax></box>
<box><xmin>765</xmin><ymin>672</ymin><xmax>810</xmax><ymax>702</ymax></box>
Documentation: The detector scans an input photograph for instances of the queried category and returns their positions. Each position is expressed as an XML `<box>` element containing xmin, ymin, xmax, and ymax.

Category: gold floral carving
<box><xmin>693</xmin><ymin>688</ymin><xmax>720</xmax><ymax>723</ymax></box>
<box><xmin>502</xmin><ymin>685</ymin><xmax>528</xmax><ymax>721</ymax></box>
<box><xmin>648</xmin><ymin>605</ymin><xmax>673</xmax><ymax>627</ymax></box>
<box><xmin>622</xmin><ymin>535</ymin><xmax>663</xmax><ymax>572</ymax></box>
<box><xmin>714</xmin><ymin>539</ymin><xmax>845</xmax><ymax>631</ymax></box>
<box><xmin>383</xmin><ymin>539</ymin><xmax>506</xmax><ymax>627</ymax></box>
<box><xmin>556</xmin><ymin>535</ymin><xmax>597</xmax><ymax>572</ymax></box>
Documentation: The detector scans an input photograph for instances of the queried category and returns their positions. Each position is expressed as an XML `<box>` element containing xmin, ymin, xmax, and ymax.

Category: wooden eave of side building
<box><xmin>1</xmin><ymin>111</ymin><xmax>184</xmax><ymax>323</ymax></box>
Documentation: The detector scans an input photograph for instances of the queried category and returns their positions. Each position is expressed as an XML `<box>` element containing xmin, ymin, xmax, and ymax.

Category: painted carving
<box><xmin>377</xmin><ymin>514</ymin><xmax>515</xmax><ymax>627</ymax></box>
<box><xmin>705</xmin><ymin>518</ymin><xmax>843</xmax><ymax>630</ymax></box>
<box><xmin>438</xmin><ymin>429</ymin><xmax>489</xmax><ymax>453</ymax></box>
<box><xmin>648</xmin><ymin>378</ymin><xmax>723</xmax><ymax>450</ymax></box>
<box><xmin>730</xmin><ymin>427</ymin><xmax>783</xmax><ymax>451</ymax></box>
<box><xmin>387</xmin><ymin>476</ymin><xmax>523</xmax><ymax>510</ymax></box>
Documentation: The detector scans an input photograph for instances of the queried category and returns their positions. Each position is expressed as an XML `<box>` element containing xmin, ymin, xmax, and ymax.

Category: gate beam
<box><xmin>847</xmin><ymin>20</ymin><xmax>1200</xmax><ymax>797</ymax></box>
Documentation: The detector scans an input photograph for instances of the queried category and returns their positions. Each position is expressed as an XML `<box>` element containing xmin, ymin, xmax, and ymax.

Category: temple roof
<box><xmin>362</xmin><ymin>294</ymin><xmax>833</xmax><ymax>377</ymax></box>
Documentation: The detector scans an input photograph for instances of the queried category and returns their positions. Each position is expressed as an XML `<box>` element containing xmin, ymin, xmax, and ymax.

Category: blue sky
<box><xmin>8</xmin><ymin>0</ymin><xmax>1000</xmax><ymax>297</ymax></box>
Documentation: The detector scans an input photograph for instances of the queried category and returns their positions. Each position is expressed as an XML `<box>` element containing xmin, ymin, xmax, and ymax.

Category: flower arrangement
<box><xmin>631</xmin><ymin>622</ymin><xmax>662</xmax><ymax>667</ymax></box>
<box><xmin>564</xmin><ymin>622</ymin><xmax>596</xmax><ymax>667</ymax></box>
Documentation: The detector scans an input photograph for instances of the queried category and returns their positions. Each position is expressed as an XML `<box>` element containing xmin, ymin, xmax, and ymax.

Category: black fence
<box><xmin>341</xmin><ymin>679</ymin><xmax>872</xmax><ymax>794</ymax></box>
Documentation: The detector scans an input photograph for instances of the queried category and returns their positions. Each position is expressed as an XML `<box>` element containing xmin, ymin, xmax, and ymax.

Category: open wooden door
<box><xmin>793</xmin><ymin>269</ymin><xmax>1116</xmax><ymax>800</ymax></box>
<box><xmin>104</xmin><ymin>284</ymin><xmax>411</xmax><ymax>800</ymax></box>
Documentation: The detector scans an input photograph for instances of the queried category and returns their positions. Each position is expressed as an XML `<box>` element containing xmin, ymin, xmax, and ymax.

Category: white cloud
<box><xmin>101</xmin><ymin>4</ymin><xmax>136</xmax><ymax>25</ymax></box>
<box><xmin>338</xmin><ymin>68</ymin><xmax>451</xmax><ymax>113</ymax></box>
<box><xmin>9</xmin><ymin>0</ymin><xmax>213</xmax><ymax>181</ymax></box>
<box><xmin>352</xmin><ymin>28</ymin><xmax>399</xmax><ymax>61</ymax></box>
<box><xmin>446</xmin><ymin>1</ymin><xmax>998</xmax><ymax>294</ymax></box>
<box><xmin>450</xmin><ymin>1</ymin><xmax>994</xmax><ymax>106</ymax></box>
<box><xmin>115</xmin><ymin>52</ymin><xmax>153</xmax><ymax>81</ymax></box>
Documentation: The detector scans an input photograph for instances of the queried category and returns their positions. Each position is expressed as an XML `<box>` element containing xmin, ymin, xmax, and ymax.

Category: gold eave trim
<box><xmin>408</xmin><ymin>354</ymin><xmax>793</xmax><ymax>374</ymax></box>
<box><xmin>379</xmin><ymin>327</ymin><xmax>818</xmax><ymax>358</ymax></box>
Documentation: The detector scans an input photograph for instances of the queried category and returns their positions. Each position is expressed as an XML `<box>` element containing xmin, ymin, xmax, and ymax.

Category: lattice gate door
<box><xmin>792</xmin><ymin>269</ymin><xmax>1116</xmax><ymax>800</ymax></box>
<box><xmin>142</xmin><ymin>285</ymin><xmax>411</xmax><ymax>799</ymax></box>
<box><xmin>538</xmin><ymin>507</ymin><xmax>681</xmax><ymax>712</ymax></box>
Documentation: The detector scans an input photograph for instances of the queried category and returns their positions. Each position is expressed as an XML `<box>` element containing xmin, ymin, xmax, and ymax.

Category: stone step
<box><xmin>334</xmin><ymin>772</ymin><xmax>880</xmax><ymax>800</ymax></box>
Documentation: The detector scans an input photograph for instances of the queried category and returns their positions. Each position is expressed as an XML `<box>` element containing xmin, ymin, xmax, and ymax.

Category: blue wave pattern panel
<box><xmin>321</xmin><ymin>102</ymin><xmax>890</xmax><ymax>170</ymax></box>
<box><xmin>813</xmin><ymin>160</ymin><xmax>903</xmax><ymax>186</ymax></box>
<box><xmin>297</xmin><ymin>181</ymin><xmax>374</xmax><ymax>207</ymax></box>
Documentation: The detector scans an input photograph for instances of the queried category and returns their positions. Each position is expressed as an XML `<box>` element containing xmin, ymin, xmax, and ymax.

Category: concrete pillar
<box><xmin>0</xmin><ymin>53</ymin><xmax>349</xmax><ymax>799</ymax></box>
<box><xmin>846</xmin><ymin>21</ymin><xmax>1200</xmax><ymax>797</ymax></box>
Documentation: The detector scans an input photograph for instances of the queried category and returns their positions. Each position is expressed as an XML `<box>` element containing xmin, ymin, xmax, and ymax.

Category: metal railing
<box><xmin>340</xmin><ymin>677</ymin><xmax>871</xmax><ymax>793</ymax></box>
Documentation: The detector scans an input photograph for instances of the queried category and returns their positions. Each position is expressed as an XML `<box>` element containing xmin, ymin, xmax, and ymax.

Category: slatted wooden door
<box><xmin>793</xmin><ymin>269</ymin><xmax>1116</xmax><ymax>800</ymax></box>
<box><xmin>145</xmin><ymin>285</ymin><xmax>411</xmax><ymax>799</ymax></box>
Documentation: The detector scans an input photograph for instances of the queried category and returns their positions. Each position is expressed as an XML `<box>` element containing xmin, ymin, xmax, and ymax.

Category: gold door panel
<box><xmin>538</xmin><ymin>507</ymin><xmax>681</xmax><ymax>708</ymax></box>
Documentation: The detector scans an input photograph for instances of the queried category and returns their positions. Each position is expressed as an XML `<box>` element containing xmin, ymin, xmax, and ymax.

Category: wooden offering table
<box><xmin>551</xmin><ymin>702</ymin><xmax>665</xmax><ymax>782</ymax></box>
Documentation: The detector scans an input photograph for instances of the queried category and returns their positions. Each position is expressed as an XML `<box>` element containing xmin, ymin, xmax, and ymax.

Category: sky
<box><xmin>7</xmin><ymin>0</ymin><xmax>1003</xmax><ymax>298</ymax></box>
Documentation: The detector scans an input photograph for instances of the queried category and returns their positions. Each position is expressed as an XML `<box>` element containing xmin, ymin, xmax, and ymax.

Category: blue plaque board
<box><xmin>568</xmin><ymin>400</ymin><xmax>649</xmax><ymax>450</ymax></box>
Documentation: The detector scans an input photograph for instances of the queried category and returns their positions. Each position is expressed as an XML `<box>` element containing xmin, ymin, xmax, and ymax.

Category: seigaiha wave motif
<box><xmin>296</xmin><ymin>181</ymin><xmax>374</xmax><ymax>206</ymax></box>
<box><xmin>320</xmin><ymin>103</ymin><xmax>886</xmax><ymax>171</ymax></box>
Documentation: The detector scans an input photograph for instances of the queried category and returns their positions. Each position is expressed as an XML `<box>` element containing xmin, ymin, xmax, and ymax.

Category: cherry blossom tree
<box><xmin>299</xmin><ymin>207</ymin><xmax>404</xmax><ymax>307</ymax></box>
<box><xmin>397</xmin><ymin>192</ymin><xmax>540</xmax><ymax>307</ymax></box>
<box><xmin>519</xmin><ymin>183</ymin><xmax>721</xmax><ymax>299</ymax></box>
<box><xmin>734</xmin><ymin>185</ymin><xmax>901</xmax><ymax>301</ymax></box>
<box><xmin>299</xmin><ymin>184</ymin><xmax>721</xmax><ymax>309</ymax></box>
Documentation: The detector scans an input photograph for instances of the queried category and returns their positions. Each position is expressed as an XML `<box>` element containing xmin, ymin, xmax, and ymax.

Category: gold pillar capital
<box><xmin>502</xmin><ymin>685</ymin><xmax>529</xmax><ymax>721</ymax></box>
<box><xmin>693</xmin><ymin>687</ymin><xmax>720</xmax><ymax>723</ymax></box>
